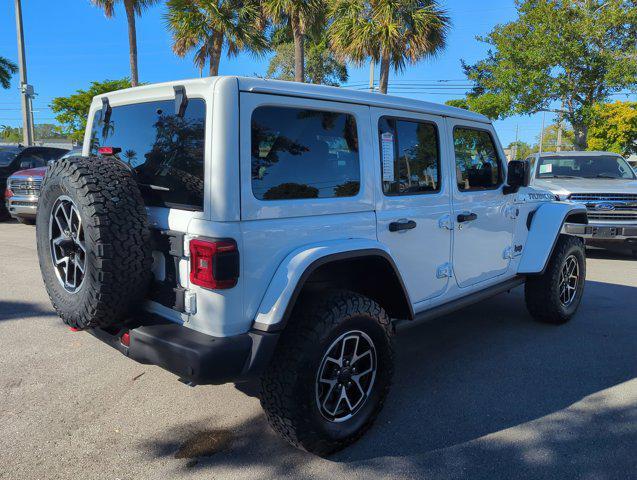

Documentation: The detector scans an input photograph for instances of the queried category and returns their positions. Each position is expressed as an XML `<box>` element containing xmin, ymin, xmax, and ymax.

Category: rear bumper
<box><xmin>6</xmin><ymin>194</ymin><xmax>38</xmax><ymax>218</ymax></box>
<box><xmin>87</xmin><ymin>316</ymin><xmax>279</xmax><ymax>385</ymax></box>
<box><xmin>564</xmin><ymin>222</ymin><xmax>637</xmax><ymax>240</ymax></box>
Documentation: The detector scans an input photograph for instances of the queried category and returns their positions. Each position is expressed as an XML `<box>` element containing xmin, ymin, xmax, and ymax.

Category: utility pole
<box><xmin>513</xmin><ymin>124</ymin><xmax>519</xmax><ymax>160</ymax></box>
<box><xmin>369</xmin><ymin>61</ymin><xmax>375</xmax><ymax>93</ymax></box>
<box><xmin>538</xmin><ymin>111</ymin><xmax>546</xmax><ymax>155</ymax></box>
<box><xmin>14</xmin><ymin>0</ymin><xmax>34</xmax><ymax>146</ymax></box>
<box><xmin>556</xmin><ymin>102</ymin><xmax>564</xmax><ymax>152</ymax></box>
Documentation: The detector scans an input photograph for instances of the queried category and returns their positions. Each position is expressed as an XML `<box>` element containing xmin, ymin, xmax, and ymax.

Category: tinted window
<box><xmin>0</xmin><ymin>150</ymin><xmax>18</xmax><ymax>167</ymax></box>
<box><xmin>17</xmin><ymin>148</ymin><xmax>68</xmax><ymax>167</ymax></box>
<box><xmin>379</xmin><ymin>117</ymin><xmax>440</xmax><ymax>195</ymax></box>
<box><xmin>90</xmin><ymin>99</ymin><xmax>206</xmax><ymax>210</ymax></box>
<box><xmin>453</xmin><ymin>128</ymin><xmax>502</xmax><ymax>191</ymax></box>
<box><xmin>536</xmin><ymin>155</ymin><xmax>635</xmax><ymax>179</ymax></box>
<box><xmin>251</xmin><ymin>106</ymin><xmax>360</xmax><ymax>200</ymax></box>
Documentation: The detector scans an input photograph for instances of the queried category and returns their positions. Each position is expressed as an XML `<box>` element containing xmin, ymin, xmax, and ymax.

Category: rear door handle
<box><xmin>389</xmin><ymin>220</ymin><xmax>417</xmax><ymax>232</ymax></box>
<box><xmin>457</xmin><ymin>212</ymin><xmax>478</xmax><ymax>223</ymax></box>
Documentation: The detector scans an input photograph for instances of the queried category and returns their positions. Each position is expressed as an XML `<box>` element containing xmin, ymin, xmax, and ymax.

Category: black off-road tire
<box><xmin>260</xmin><ymin>290</ymin><xmax>394</xmax><ymax>456</ymax></box>
<box><xmin>0</xmin><ymin>202</ymin><xmax>10</xmax><ymax>221</ymax></box>
<box><xmin>525</xmin><ymin>235</ymin><xmax>586</xmax><ymax>324</ymax></box>
<box><xmin>17</xmin><ymin>216</ymin><xmax>36</xmax><ymax>225</ymax></box>
<box><xmin>36</xmin><ymin>156</ymin><xmax>152</xmax><ymax>330</ymax></box>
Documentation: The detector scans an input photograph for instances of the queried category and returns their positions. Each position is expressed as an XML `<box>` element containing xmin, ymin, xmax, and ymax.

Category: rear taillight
<box><xmin>189</xmin><ymin>239</ymin><xmax>239</xmax><ymax>290</ymax></box>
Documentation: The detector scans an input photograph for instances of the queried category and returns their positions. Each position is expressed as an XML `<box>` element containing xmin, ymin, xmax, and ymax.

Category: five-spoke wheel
<box><xmin>49</xmin><ymin>196</ymin><xmax>86</xmax><ymax>293</ymax></box>
<box><xmin>559</xmin><ymin>254</ymin><xmax>579</xmax><ymax>307</ymax></box>
<box><xmin>316</xmin><ymin>330</ymin><xmax>377</xmax><ymax>423</ymax></box>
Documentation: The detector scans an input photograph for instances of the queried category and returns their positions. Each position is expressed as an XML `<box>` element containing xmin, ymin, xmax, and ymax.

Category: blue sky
<box><xmin>1</xmin><ymin>0</ymin><xmax>634</xmax><ymax>147</ymax></box>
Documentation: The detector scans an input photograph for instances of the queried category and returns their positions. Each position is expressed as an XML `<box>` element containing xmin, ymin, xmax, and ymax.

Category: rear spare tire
<box><xmin>36</xmin><ymin>156</ymin><xmax>152</xmax><ymax>330</ymax></box>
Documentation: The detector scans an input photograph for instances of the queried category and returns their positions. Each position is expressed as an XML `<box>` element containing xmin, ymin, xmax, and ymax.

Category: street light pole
<box><xmin>14</xmin><ymin>0</ymin><xmax>34</xmax><ymax>146</ymax></box>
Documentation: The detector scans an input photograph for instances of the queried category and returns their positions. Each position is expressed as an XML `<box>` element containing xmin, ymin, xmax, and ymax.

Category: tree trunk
<box><xmin>573</xmin><ymin>123</ymin><xmax>588</xmax><ymax>150</ymax></box>
<box><xmin>208</xmin><ymin>32</ymin><xmax>223</xmax><ymax>77</ymax></box>
<box><xmin>379</xmin><ymin>48</ymin><xmax>390</xmax><ymax>94</ymax></box>
<box><xmin>124</xmin><ymin>0</ymin><xmax>139</xmax><ymax>87</ymax></box>
<box><xmin>291</xmin><ymin>14</ymin><xmax>305</xmax><ymax>83</ymax></box>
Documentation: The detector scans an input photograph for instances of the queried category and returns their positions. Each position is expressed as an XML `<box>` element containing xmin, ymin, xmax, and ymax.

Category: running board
<box><xmin>394</xmin><ymin>276</ymin><xmax>526</xmax><ymax>332</ymax></box>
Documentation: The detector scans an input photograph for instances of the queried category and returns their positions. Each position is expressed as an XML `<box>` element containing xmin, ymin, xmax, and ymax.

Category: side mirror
<box><xmin>20</xmin><ymin>160</ymin><xmax>34</xmax><ymax>170</ymax></box>
<box><xmin>503</xmin><ymin>160</ymin><xmax>530</xmax><ymax>194</ymax></box>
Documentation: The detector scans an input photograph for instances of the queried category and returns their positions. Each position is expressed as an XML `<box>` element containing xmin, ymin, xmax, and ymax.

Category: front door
<box><xmin>374</xmin><ymin>108</ymin><xmax>452</xmax><ymax>304</ymax></box>
<box><xmin>447</xmin><ymin>119</ymin><xmax>516</xmax><ymax>288</ymax></box>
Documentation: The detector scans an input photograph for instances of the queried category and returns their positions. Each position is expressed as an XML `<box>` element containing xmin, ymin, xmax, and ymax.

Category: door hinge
<box><xmin>436</xmin><ymin>263</ymin><xmax>453</xmax><ymax>279</ymax></box>
<box><xmin>438</xmin><ymin>215</ymin><xmax>454</xmax><ymax>230</ymax></box>
<box><xmin>184</xmin><ymin>290</ymin><xmax>197</xmax><ymax>315</ymax></box>
<box><xmin>504</xmin><ymin>244</ymin><xmax>524</xmax><ymax>260</ymax></box>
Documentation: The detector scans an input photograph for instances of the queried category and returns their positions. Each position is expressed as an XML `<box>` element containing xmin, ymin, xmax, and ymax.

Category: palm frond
<box><xmin>0</xmin><ymin>56</ymin><xmax>18</xmax><ymax>89</ymax></box>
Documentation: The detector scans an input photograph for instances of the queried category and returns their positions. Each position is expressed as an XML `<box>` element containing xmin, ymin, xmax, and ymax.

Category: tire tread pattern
<box><xmin>37</xmin><ymin>156</ymin><xmax>152</xmax><ymax>329</ymax></box>
<box><xmin>260</xmin><ymin>290</ymin><xmax>393</xmax><ymax>456</ymax></box>
<box><xmin>524</xmin><ymin>234</ymin><xmax>585</xmax><ymax>324</ymax></box>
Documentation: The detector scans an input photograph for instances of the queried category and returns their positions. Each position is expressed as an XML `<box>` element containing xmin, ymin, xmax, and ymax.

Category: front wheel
<box><xmin>525</xmin><ymin>235</ymin><xmax>586</xmax><ymax>324</ymax></box>
<box><xmin>260</xmin><ymin>290</ymin><xmax>394</xmax><ymax>456</ymax></box>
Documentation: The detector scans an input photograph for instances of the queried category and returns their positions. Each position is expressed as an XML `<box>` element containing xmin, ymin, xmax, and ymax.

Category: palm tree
<box><xmin>90</xmin><ymin>0</ymin><xmax>160</xmax><ymax>86</ymax></box>
<box><xmin>261</xmin><ymin>0</ymin><xmax>325</xmax><ymax>83</ymax></box>
<box><xmin>165</xmin><ymin>0</ymin><xmax>267</xmax><ymax>77</ymax></box>
<box><xmin>0</xmin><ymin>56</ymin><xmax>18</xmax><ymax>89</ymax></box>
<box><xmin>329</xmin><ymin>0</ymin><xmax>450</xmax><ymax>94</ymax></box>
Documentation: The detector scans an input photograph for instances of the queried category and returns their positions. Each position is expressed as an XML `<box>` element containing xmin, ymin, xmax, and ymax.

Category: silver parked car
<box><xmin>528</xmin><ymin>151</ymin><xmax>637</xmax><ymax>256</ymax></box>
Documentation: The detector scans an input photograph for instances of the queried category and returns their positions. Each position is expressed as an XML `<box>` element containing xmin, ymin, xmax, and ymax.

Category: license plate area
<box><xmin>591</xmin><ymin>226</ymin><xmax>618</xmax><ymax>238</ymax></box>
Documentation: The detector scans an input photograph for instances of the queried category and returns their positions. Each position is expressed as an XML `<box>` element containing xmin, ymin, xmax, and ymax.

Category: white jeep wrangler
<box><xmin>36</xmin><ymin>77</ymin><xmax>588</xmax><ymax>456</ymax></box>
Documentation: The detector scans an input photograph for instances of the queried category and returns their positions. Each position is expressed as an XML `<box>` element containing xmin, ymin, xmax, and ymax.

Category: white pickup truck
<box><xmin>36</xmin><ymin>77</ymin><xmax>587</xmax><ymax>455</ymax></box>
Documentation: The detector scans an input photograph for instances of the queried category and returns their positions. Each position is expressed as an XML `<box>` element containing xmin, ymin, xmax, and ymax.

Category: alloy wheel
<box><xmin>315</xmin><ymin>330</ymin><xmax>377</xmax><ymax>423</ymax></box>
<box><xmin>49</xmin><ymin>196</ymin><xmax>86</xmax><ymax>293</ymax></box>
<box><xmin>559</xmin><ymin>254</ymin><xmax>579</xmax><ymax>307</ymax></box>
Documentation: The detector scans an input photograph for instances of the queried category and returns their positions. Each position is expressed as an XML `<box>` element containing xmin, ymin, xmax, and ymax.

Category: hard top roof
<box><xmin>93</xmin><ymin>76</ymin><xmax>491</xmax><ymax>124</ymax></box>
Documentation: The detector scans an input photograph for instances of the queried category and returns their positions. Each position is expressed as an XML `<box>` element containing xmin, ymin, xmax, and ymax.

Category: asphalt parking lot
<box><xmin>1</xmin><ymin>221</ymin><xmax>636</xmax><ymax>480</ymax></box>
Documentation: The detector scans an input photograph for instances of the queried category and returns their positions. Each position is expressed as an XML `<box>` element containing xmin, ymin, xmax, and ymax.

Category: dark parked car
<box><xmin>4</xmin><ymin>149</ymin><xmax>83</xmax><ymax>224</ymax></box>
<box><xmin>0</xmin><ymin>146</ymin><xmax>69</xmax><ymax>220</ymax></box>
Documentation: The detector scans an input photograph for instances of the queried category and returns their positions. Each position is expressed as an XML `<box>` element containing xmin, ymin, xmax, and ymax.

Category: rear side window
<box><xmin>378</xmin><ymin>117</ymin><xmax>441</xmax><ymax>195</ymax></box>
<box><xmin>251</xmin><ymin>106</ymin><xmax>360</xmax><ymax>200</ymax></box>
<box><xmin>453</xmin><ymin>127</ymin><xmax>502</xmax><ymax>191</ymax></box>
<box><xmin>90</xmin><ymin>99</ymin><xmax>206</xmax><ymax>211</ymax></box>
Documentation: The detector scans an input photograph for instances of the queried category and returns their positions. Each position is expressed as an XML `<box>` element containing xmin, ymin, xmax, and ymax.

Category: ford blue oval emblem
<box><xmin>594</xmin><ymin>203</ymin><xmax>615</xmax><ymax>211</ymax></box>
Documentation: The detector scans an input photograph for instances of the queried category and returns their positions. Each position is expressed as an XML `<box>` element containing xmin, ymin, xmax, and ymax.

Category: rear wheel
<box><xmin>525</xmin><ymin>235</ymin><xmax>586</xmax><ymax>324</ymax></box>
<box><xmin>36</xmin><ymin>156</ymin><xmax>152</xmax><ymax>330</ymax></box>
<box><xmin>260</xmin><ymin>290</ymin><xmax>393</xmax><ymax>456</ymax></box>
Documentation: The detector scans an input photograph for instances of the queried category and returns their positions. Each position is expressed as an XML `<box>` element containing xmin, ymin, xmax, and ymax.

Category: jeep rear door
<box><xmin>373</xmin><ymin>108</ymin><xmax>452</xmax><ymax>303</ymax></box>
<box><xmin>446</xmin><ymin>119</ymin><xmax>517</xmax><ymax>287</ymax></box>
<box><xmin>85</xmin><ymin>84</ymin><xmax>210</xmax><ymax>325</ymax></box>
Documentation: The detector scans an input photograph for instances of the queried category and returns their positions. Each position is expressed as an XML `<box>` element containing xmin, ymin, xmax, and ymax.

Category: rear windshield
<box><xmin>89</xmin><ymin>99</ymin><xmax>206</xmax><ymax>211</ymax></box>
<box><xmin>536</xmin><ymin>155</ymin><xmax>636</xmax><ymax>179</ymax></box>
<box><xmin>0</xmin><ymin>150</ymin><xmax>18</xmax><ymax>167</ymax></box>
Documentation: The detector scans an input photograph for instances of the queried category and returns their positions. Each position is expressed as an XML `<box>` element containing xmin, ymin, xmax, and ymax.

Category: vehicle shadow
<box><xmin>586</xmin><ymin>247</ymin><xmax>635</xmax><ymax>261</ymax></box>
<box><xmin>0</xmin><ymin>300</ymin><xmax>56</xmax><ymax>321</ymax></box>
<box><xmin>141</xmin><ymin>280</ymin><xmax>637</xmax><ymax>478</ymax></box>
